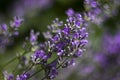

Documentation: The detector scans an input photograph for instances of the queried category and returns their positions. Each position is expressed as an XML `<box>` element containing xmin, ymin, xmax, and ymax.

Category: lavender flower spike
<box><xmin>31</xmin><ymin>8</ymin><xmax>88</xmax><ymax>79</ymax></box>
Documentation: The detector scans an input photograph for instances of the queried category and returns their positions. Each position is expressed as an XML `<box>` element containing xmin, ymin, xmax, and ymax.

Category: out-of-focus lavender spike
<box><xmin>0</xmin><ymin>17</ymin><xmax>23</xmax><ymax>52</ymax></box>
<box><xmin>16</xmin><ymin>73</ymin><xmax>30</xmax><ymax>80</ymax></box>
<box><xmin>66</xmin><ymin>8</ymin><xmax>75</xmax><ymax>17</ymax></box>
<box><xmin>10</xmin><ymin>16</ymin><xmax>23</xmax><ymax>28</ymax></box>
<box><xmin>85</xmin><ymin>0</ymin><xmax>102</xmax><ymax>24</ymax></box>
<box><xmin>43</xmin><ymin>18</ymin><xmax>63</xmax><ymax>40</ymax></box>
<box><xmin>103</xmin><ymin>33</ymin><xmax>120</xmax><ymax>54</ymax></box>
<box><xmin>43</xmin><ymin>31</ymin><xmax>52</xmax><ymax>39</ymax></box>
<box><xmin>29</xmin><ymin>30</ymin><xmax>40</xmax><ymax>45</ymax></box>
<box><xmin>3</xmin><ymin>71</ymin><xmax>14</xmax><ymax>80</ymax></box>
<box><xmin>0</xmin><ymin>24</ymin><xmax>8</xmax><ymax>31</ymax></box>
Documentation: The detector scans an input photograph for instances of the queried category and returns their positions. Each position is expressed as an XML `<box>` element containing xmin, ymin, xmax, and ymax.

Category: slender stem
<box><xmin>28</xmin><ymin>56</ymin><xmax>70</xmax><ymax>80</ymax></box>
<box><xmin>27</xmin><ymin>58</ymin><xmax>58</xmax><ymax>80</ymax></box>
<box><xmin>12</xmin><ymin>63</ymin><xmax>19</xmax><ymax>74</ymax></box>
<box><xmin>27</xmin><ymin>68</ymin><xmax>43</xmax><ymax>80</ymax></box>
<box><xmin>41</xmin><ymin>57</ymin><xmax>70</xmax><ymax>80</ymax></box>
<box><xmin>24</xmin><ymin>63</ymin><xmax>34</xmax><ymax>74</ymax></box>
<box><xmin>57</xmin><ymin>57</ymin><xmax>69</xmax><ymax>69</ymax></box>
<box><xmin>2</xmin><ymin>57</ymin><xmax>17</xmax><ymax>69</ymax></box>
<box><xmin>41</xmin><ymin>77</ymin><xmax>46</xmax><ymax>80</ymax></box>
<box><xmin>2</xmin><ymin>49</ymin><xmax>30</xmax><ymax>70</ymax></box>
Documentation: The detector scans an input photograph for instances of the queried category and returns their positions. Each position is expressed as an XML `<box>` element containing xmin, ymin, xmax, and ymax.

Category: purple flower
<box><xmin>91</xmin><ymin>1</ymin><xmax>97</xmax><ymax>7</ymax></box>
<box><xmin>29</xmin><ymin>8</ymin><xmax>88</xmax><ymax>79</ymax></box>
<box><xmin>16</xmin><ymin>73</ymin><xmax>30</xmax><ymax>80</ymax></box>
<box><xmin>94</xmin><ymin>53</ymin><xmax>107</xmax><ymax>67</ymax></box>
<box><xmin>3</xmin><ymin>71</ymin><xmax>14</xmax><ymax>80</ymax></box>
<box><xmin>53</xmin><ymin>18</ymin><xmax>63</xmax><ymax>27</ymax></box>
<box><xmin>80</xmin><ymin>66</ymin><xmax>94</xmax><ymax>75</ymax></box>
<box><xmin>85</xmin><ymin>0</ymin><xmax>101</xmax><ymax>22</ymax></box>
<box><xmin>47</xmin><ymin>61</ymin><xmax>58</xmax><ymax>79</ymax></box>
<box><xmin>74</xmin><ymin>49</ymin><xmax>83</xmax><ymax>57</ymax></box>
<box><xmin>62</xmin><ymin>26</ymin><xmax>71</xmax><ymax>35</ymax></box>
<box><xmin>51</xmin><ymin>34</ymin><xmax>60</xmax><ymax>43</ymax></box>
<box><xmin>103</xmin><ymin>33</ymin><xmax>120</xmax><ymax>54</ymax></box>
<box><xmin>57</xmin><ymin>50</ymin><xmax>64</xmax><ymax>56</ymax></box>
<box><xmin>47</xmin><ymin>18</ymin><xmax>63</xmax><ymax>34</ymax></box>
<box><xmin>43</xmin><ymin>9</ymin><xmax>88</xmax><ymax>72</ymax></box>
<box><xmin>29</xmin><ymin>30</ymin><xmax>40</xmax><ymax>45</ymax></box>
<box><xmin>85</xmin><ymin>0</ymin><xmax>97</xmax><ymax>8</ymax></box>
<box><xmin>0</xmin><ymin>24</ymin><xmax>7</xmax><ymax>31</ymax></box>
<box><xmin>66</xmin><ymin>8</ymin><xmax>75</xmax><ymax>17</ymax></box>
<box><xmin>10</xmin><ymin>16</ymin><xmax>23</xmax><ymax>28</ymax></box>
<box><xmin>31</xmin><ymin>50</ymin><xmax>47</xmax><ymax>64</ymax></box>
<box><xmin>43</xmin><ymin>31</ymin><xmax>52</xmax><ymax>39</ymax></box>
<box><xmin>48</xmin><ymin>67</ymin><xmax>58</xmax><ymax>79</ymax></box>
<box><xmin>67</xmin><ymin>58</ymin><xmax>76</xmax><ymax>66</ymax></box>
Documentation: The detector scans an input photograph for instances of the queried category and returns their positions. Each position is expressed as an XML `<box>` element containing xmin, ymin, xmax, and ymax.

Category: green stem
<box><xmin>2</xmin><ymin>57</ymin><xmax>17</xmax><ymax>69</ymax></box>
<box><xmin>41</xmin><ymin>57</ymin><xmax>70</xmax><ymax>80</ymax></box>
<box><xmin>24</xmin><ymin>63</ymin><xmax>34</xmax><ymax>74</ymax></box>
<box><xmin>27</xmin><ymin>68</ymin><xmax>43</xmax><ymax>80</ymax></box>
<box><xmin>12</xmin><ymin>63</ymin><xmax>19</xmax><ymax>74</ymax></box>
<box><xmin>2</xmin><ymin>49</ymin><xmax>30</xmax><ymax>70</ymax></box>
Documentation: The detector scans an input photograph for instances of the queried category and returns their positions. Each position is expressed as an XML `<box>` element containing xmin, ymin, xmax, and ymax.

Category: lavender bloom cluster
<box><xmin>31</xmin><ymin>8</ymin><xmax>88</xmax><ymax>79</ymax></box>
<box><xmin>0</xmin><ymin>17</ymin><xmax>23</xmax><ymax>51</ymax></box>
<box><xmin>85</xmin><ymin>0</ymin><xmax>101</xmax><ymax>22</ymax></box>
<box><xmin>3</xmin><ymin>8</ymin><xmax>88</xmax><ymax>80</ymax></box>
<box><xmin>85</xmin><ymin>0</ymin><xmax>120</xmax><ymax>25</ymax></box>
<box><xmin>57</xmin><ymin>32</ymin><xmax>120</xmax><ymax>80</ymax></box>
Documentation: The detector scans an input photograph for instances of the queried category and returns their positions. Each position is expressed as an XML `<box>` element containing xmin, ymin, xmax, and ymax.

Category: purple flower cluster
<box><xmin>3</xmin><ymin>0</ymin><xmax>111</xmax><ymax>79</ymax></box>
<box><xmin>16</xmin><ymin>73</ymin><xmax>30</xmax><ymax>80</ymax></box>
<box><xmin>85</xmin><ymin>0</ymin><xmax>101</xmax><ymax>21</ymax></box>
<box><xmin>3</xmin><ymin>8</ymin><xmax>89</xmax><ymax>80</ymax></box>
<box><xmin>3</xmin><ymin>71</ymin><xmax>30</xmax><ymax>80</ymax></box>
<box><xmin>0</xmin><ymin>17</ymin><xmax>23</xmax><ymax>51</ymax></box>
<box><xmin>0</xmin><ymin>17</ymin><xmax>23</xmax><ymax>36</ymax></box>
<box><xmin>30</xmin><ymin>8</ymin><xmax>88</xmax><ymax>79</ymax></box>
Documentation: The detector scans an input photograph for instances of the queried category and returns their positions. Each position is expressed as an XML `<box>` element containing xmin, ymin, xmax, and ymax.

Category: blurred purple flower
<box><xmin>11</xmin><ymin>0</ymin><xmax>53</xmax><ymax>16</ymax></box>
<box><xmin>94</xmin><ymin>53</ymin><xmax>107</xmax><ymax>67</ymax></box>
<box><xmin>0</xmin><ymin>24</ymin><xmax>7</xmax><ymax>31</ymax></box>
<box><xmin>16</xmin><ymin>73</ymin><xmax>30</xmax><ymax>80</ymax></box>
<box><xmin>66</xmin><ymin>8</ymin><xmax>75</xmax><ymax>17</ymax></box>
<box><xmin>3</xmin><ymin>71</ymin><xmax>14</xmax><ymax>80</ymax></box>
<box><xmin>80</xmin><ymin>66</ymin><xmax>94</xmax><ymax>76</ymax></box>
<box><xmin>10</xmin><ymin>17</ymin><xmax>23</xmax><ymax>28</ymax></box>
<box><xmin>103</xmin><ymin>33</ymin><xmax>120</xmax><ymax>54</ymax></box>
<box><xmin>0</xmin><ymin>17</ymin><xmax>23</xmax><ymax>52</ymax></box>
<box><xmin>31</xmin><ymin>50</ymin><xmax>47</xmax><ymax>64</ymax></box>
